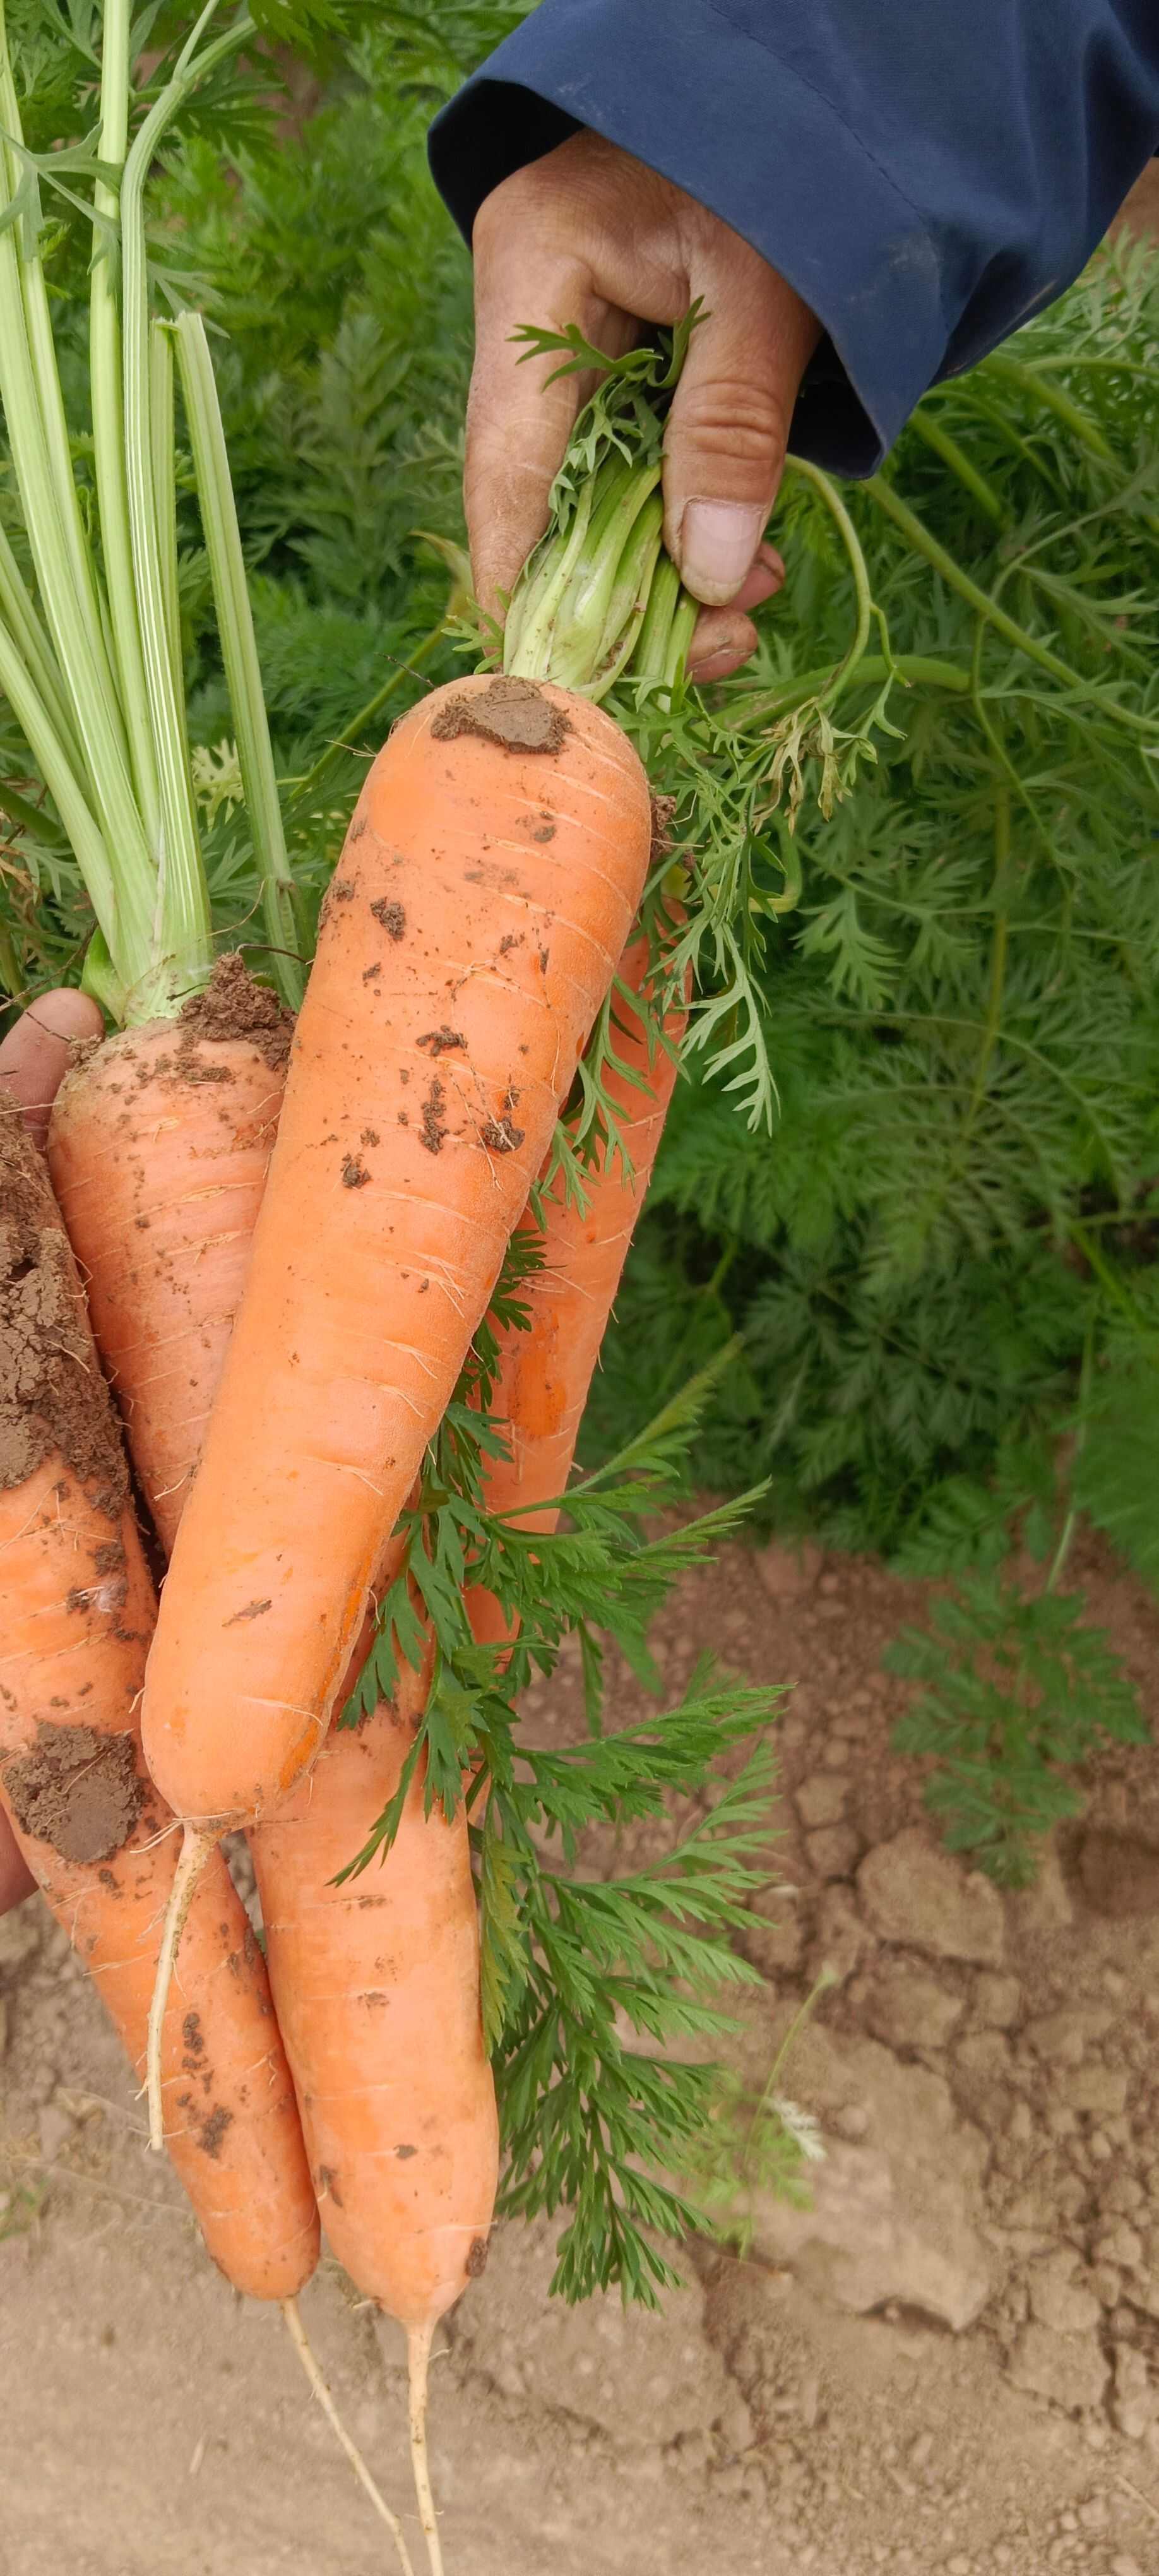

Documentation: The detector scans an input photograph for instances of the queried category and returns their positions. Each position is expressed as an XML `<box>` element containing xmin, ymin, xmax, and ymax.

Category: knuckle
<box><xmin>670</xmin><ymin>376</ymin><xmax>790</xmax><ymax>470</ymax></box>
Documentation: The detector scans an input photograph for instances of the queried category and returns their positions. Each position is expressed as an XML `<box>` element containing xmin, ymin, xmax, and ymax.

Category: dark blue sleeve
<box><xmin>427</xmin><ymin>0</ymin><xmax>1159</xmax><ymax>475</ymax></box>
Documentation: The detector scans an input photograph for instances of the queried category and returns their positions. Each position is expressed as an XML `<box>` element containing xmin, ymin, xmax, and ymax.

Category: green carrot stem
<box><xmin>119</xmin><ymin>9</ymin><xmax>240</xmax><ymax>1010</ymax></box>
<box><xmin>91</xmin><ymin>0</ymin><xmax>160</xmax><ymax>847</ymax></box>
<box><xmin>0</xmin><ymin>611</ymin><xmax>116</xmax><ymax>942</ymax></box>
<box><xmin>722</xmin><ymin>653</ymin><xmax>971</xmax><ymax>736</ymax></box>
<box><xmin>0</xmin><ymin>1</ymin><xmax>122</xmax><ymax>732</ymax></box>
<box><xmin>981</xmin><ymin>352</ymin><xmax>1117</xmax><ymax>467</ymax></box>
<box><xmin>910</xmin><ymin>413</ymin><xmax>1008</xmax><ymax>527</ymax></box>
<box><xmin>149</xmin><ymin>319</ymin><xmax>187</xmax><ymax>728</ymax></box>
<box><xmin>781</xmin><ymin>457</ymin><xmax>872</xmax><ymax>707</ymax></box>
<box><xmin>0</xmin><ymin>66</ymin><xmax>156</xmax><ymax>987</ymax></box>
<box><xmin>632</xmin><ymin>551</ymin><xmax>682</xmax><ymax>683</ymax></box>
<box><xmin>665</xmin><ymin>590</ymin><xmax>699</xmax><ymax>689</ymax></box>
<box><xmin>175</xmin><ymin>307</ymin><xmax>305</xmax><ymax>1010</ymax></box>
<box><xmin>865</xmin><ymin>475</ymin><xmax>1159</xmax><ymax>741</ymax></box>
<box><xmin>0</xmin><ymin>518</ymin><xmax>86</xmax><ymax>778</ymax></box>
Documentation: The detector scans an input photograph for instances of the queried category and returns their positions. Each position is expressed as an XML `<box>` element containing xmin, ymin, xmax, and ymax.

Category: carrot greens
<box><xmin>0</xmin><ymin>0</ymin><xmax>312</xmax><ymax>1019</ymax></box>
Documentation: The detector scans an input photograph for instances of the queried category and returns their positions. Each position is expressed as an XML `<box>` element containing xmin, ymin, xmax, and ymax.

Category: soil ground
<box><xmin>4</xmin><ymin>1530</ymin><xmax>1159</xmax><ymax>2576</ymax></box>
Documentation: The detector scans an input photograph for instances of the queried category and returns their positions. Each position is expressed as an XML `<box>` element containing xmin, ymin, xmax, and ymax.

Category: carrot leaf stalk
<box><xmin>0</xmin><ymin>0</ymin><xmax>297</xmax><ymax>1023</ymax></box>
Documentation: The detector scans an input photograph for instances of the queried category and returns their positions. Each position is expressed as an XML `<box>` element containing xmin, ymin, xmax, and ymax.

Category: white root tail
<box><xmin>145</xmin><ymin>1822</ymin><xmax>215</xmax><ymax>2152</ymax></box>
<box><xmin>283</xmin><ymin>2298</ymin><xmax>417</xmax><ymax>2576</ymax></box>
<box><xmin>407</xmin><ymin>2320</ymin><xmax>444</xmax><ymax>2576</ymax></box>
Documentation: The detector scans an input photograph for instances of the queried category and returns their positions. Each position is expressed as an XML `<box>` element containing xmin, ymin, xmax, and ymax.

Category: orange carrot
<box><xmin>139</xmin><ymin>674</ymin><xmax>651</xmax><ymax>2128</ymax></box>
<box><xmin>247</xmin><ymin>934</ymin><xmax>682</xmax><ymax>2569</ymax></box>
<box><xmin>47</xmin><ymin>955</ymin><xmax>290</xmax><ymax>1554</ymax></box>
<box><xmin>251</xmin><ymin>1628</ymin><xmax>497</xmax><ymax>2575</ymax></box>
<box><xmin>0</xmin><ymin>1096</ymin><xmax>319</xmax><ymax>2301</ymax></box>
<box><xmin>470</xmin><ymin>928</ymin><xmax>687</xmax><ymax>1646</ymax></box>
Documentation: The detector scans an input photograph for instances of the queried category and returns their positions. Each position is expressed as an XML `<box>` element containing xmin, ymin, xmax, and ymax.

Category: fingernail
<box><xmin>679</xmin><ymin>500</ymin><xmax>767</xmax><ymax>605</ymax></box>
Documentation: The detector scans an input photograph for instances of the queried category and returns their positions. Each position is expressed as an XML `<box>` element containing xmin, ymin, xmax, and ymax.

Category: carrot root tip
<box><xmin>407</xmin><ymin>2320</ymin><xmax>445</xmax><ymax>2576</ymax></box>
<box><xmin>145</xmin><ymin>1822</ymin><xmax>216</xmax><ymax>2153</ymax></box>
<box><xmin>282</xmin><ymin>2296</ymin><xmax>416</xmax><ymax>2576</ymax></box>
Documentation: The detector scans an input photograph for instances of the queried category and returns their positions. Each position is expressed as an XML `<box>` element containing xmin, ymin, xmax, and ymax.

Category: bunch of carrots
<box><xmin>0</xmin><ymin>7</ymin><xmax>886</xmax><ymax>2562</ymax></box>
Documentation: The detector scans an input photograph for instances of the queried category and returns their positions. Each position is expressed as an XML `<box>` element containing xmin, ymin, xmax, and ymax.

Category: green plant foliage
<box><xmin>588</xmin><ymin>237</ymin><xmax>1159</xmax><ymax>1578</ymax></box>
<box><xmin>336</xmin><ymin>1272</ymin><xmax>790</xmax><ymax>2304</ymax></box>
<box><xmin>886</xmin><ymin>1575</ymin><xmax>1148</xmax><ymax>1885</ymax></box>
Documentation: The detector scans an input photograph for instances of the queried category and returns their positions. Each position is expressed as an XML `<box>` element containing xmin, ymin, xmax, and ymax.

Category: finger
<box><xmin>466</xmin><ymin>210</ymin><xmax>634</xmax><ymax>624</ymax></box>
<box><xmin>0</xmin><ymin>988</ymin><xmax>104</xmax><ymax>1152</ymax></box>
<box><xmin>0</xmin><ymin>1812</ymin><xmax>35</xmax><ymax>1915</ymax></box>
<box><xmin>686</xmin><ymin>544</ymin><xmax>784</xmax><ymax>681</ymax></box>
<box><xmin>663</xmin><ymin>240</ymin><xmax>819</xmax><ymax>606</ymax></box>
<box><xmin>687</xmin><ymin>609</ymin><xmax>759</xmax><ymax>684</ymax></box>
<box><xmin>730</xmin><ymin>542</ymin><xmax>785</xmax><ymax>613</ymax></box>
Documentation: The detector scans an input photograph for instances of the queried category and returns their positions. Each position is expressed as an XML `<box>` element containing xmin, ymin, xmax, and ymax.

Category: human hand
<box><xmin>465</xmin><ymin>129</ymin><xmax>820</xmax><ymax>681</ymax></box>
<box><xmin>0</xmin><ymin>987</ymin><xmax>104</xmax><ymax>1914</ymax></box>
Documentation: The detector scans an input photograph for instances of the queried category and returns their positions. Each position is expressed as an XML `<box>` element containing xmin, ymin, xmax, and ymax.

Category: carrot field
<box><xmin>1</xmin><ymin>11</ymin><xmax>1158</xmax><ymax>2574</ymax></box>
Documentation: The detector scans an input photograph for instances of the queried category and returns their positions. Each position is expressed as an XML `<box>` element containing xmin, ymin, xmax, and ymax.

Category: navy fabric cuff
<box><xmin>429</xmin><ymin>0</ymin><xmax>1159</xmax><ymax>478</ymax></box>
<box><xmin>430</xmin><ymin>0</ymin><xmax>951</xmax><ymax>475</ymax></box>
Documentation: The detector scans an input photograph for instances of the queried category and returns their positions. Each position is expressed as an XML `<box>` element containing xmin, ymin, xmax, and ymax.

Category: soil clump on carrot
<box><xmin>5</xmin><ymin>1719</ymin><xmax>143</xmax><ymax>1863</ymax></box>
<box><xmin>430</xmin><ymin>674</ymin><xmax>571</xmax><ymax>754</ymax></box>
<box><xmin>0</xmin><ymin>1114</ymin><xmax>126</xmax><ymax>1506</ymax></box>
<box><xmin>177</xmin><ymin>951</ymin><xmax>293</xmax><ymax>1066</ymax></box>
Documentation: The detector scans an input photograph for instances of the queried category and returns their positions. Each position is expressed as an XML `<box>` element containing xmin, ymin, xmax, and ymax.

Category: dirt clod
<box><xmin>419</xmin><ymin>1078</ymin><xmax>448</xmax><ymax>1155</ymax></box>
<box><xmin>416</xmin><ymin>1025</ymin><xmax>467</xmax><ymax>1056</ymax></box>
<box><xmin>431</xmin><ymin>675</ymin><xmax>570</xmax><ymax>756</ymax></box>
<box><xmin>178</xmin><ymin>953</ymin><xmax>292</xmax><ymax>1068</ymax></box>
<box><xmin>341</xmin><ymin>1154</ymin><xmax>371</xmax><ymax>1188</ymax></box>
<box><xmin>4</xmin><ymin>1722</ymin><xmax>141</xmax><ymax>1864</ymax></box>
<box><xmin>650</xmin><ymin>790</ymin><xmax>678</xmax><ymax>863</ymax></box>
<box><xmin>197</xmin><ymin>2105</ymin><xmax>234</xmax><ymax>2161</ymax></box>
<box><xmin>465</xmin><ymin>2236</ymin><xmax>489</xmax><ymax>2278</ymax></box>
<box><xmin>481</xmin><ymin>1114</ymin><xmax>525</xmax><ymax>1155</ymax></box>
<box><xmin>370</xmin><ymin>897</ymin><xmax>406</xmax><ymax>940</ymax></box>
<box><xmin>0</xmin><ymin>1112</ymin><xmax>127</xmax><ymax>1506</ymax></box>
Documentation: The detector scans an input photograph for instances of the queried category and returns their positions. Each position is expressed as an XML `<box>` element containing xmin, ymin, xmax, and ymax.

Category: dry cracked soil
<box><xmin>4</xmin><ymin>1529</ymin><xmax>1159</xmax><ymax>2575</ymax></box>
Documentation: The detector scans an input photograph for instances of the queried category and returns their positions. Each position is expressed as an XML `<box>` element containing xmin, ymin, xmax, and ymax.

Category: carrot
<box><xmin>469</xmin><ymin>927</ymin><xmax>687</xmax><ymax>1647</ymax></box>
<box><xmin>0</xmin><ymin>1094</ymin><xmax>319</xmax><ymax>2302</ymax></box>
<box><xmin>246</xmin><ymin>934</ymin><xmax>682</xmax><ymax>2569</ymax></box>
<box><xmin>47</xmin><ymin>955</ymin><xmax>290</xmax><ymax>1553</ymax></box>
<box><xmin>250</xmin><ymin>1624</ymin><xmax>497</xmax><ymax>2576</ymax></box>
<box><xmin>140</xmin><ymin>671</ymin><xmax>651</xmax><ymax>2128</ymax></box>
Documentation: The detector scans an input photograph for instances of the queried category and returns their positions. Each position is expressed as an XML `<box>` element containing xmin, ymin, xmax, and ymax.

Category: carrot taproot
<box><xmin>0</xmin><ymin>1096</ymin><xmax>319</xmax><ymax>2301</ymax></box>
<box><xmin>47</xmin><ymin>954</ymin><xmax>290</xmax><ymax>1554</ymax></box>
<box><xmin>139</xmin><ymin>672</ymin><xmax>651</xmax><ymax>2131</ymax></box>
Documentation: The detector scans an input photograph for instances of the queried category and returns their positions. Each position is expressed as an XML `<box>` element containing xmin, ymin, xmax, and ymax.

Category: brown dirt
<box><xmin>3</xmin><ymin>1723</ymin><xmax>141</xmax><ymax>1866</ymax></box>
<box><xmin>0</xmin><ymin>1107</ymin><xmax>126</xmax><ymax>1506</ymax></box>
<box><xmin>177</xmin><ymin>951</ymin><xmax>293</xmax><ymax>1068</ymax></box>
<box><xmin>419</xmin><ymin>1076</ymin><xmax>448</xmax><ymax>1155</ymax></box>
<box><xmin>430</xmin><ymin>674</ymin><xmax>571</xmax><ymax>755</ymax></box>
<box><xmin>4</xmin><ymin>1534</ymin><xmax>1159</xmax><ymax>2572</ymax></box>
<box><xmin>369</xmin><ymin>896</ymin><xmax>407</xmax><ymax>940</ymax></box>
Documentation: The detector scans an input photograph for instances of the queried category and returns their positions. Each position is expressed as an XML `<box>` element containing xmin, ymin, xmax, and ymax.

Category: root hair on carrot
<box><xmin>282</xmin><ymin>2295</ymin><xmax>416</xmax><ymax>2576</ymax></box>
<box><xmin>145</xmin><ymin>1821</ymin><xmax>217</xmax><ymax>2150</ymax></box>
<box><xmin>407</xmin><ymin>2320</ymin><xmax>444</xmax><ymax>2576</ymax></box>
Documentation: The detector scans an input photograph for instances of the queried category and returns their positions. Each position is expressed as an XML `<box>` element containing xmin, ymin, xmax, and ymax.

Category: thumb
<box><xmin>0</xmin><ymin>987</ymin><xmax>104</xmax><ymax>1151</ymax></box>
<box><xmin>663</xmin><ymin>251</ymin><xmax>819</xmax><ymax>607</ymax></box>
